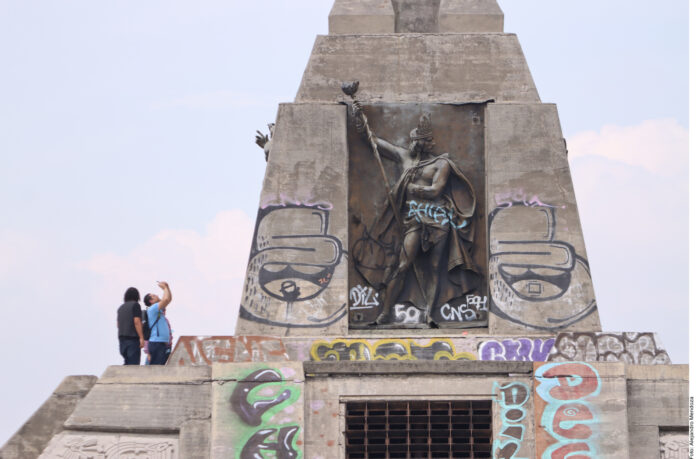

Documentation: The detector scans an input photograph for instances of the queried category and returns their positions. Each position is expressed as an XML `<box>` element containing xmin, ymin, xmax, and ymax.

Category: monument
<box><xmin>2</xmin><ymin>1</ymin><xmax>687</xmax><ymax>458</ymax></box>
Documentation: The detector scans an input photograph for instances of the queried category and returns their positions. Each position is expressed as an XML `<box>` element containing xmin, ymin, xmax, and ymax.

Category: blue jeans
<box><xmin>119</xmin><ymin>338</ymin><xmax>141</xmax><ymax>365</ymax></box>
<box><xmin>148</xmin><ymin>341</ymin><xmax>170</xmax><ymax>365</ymax></box>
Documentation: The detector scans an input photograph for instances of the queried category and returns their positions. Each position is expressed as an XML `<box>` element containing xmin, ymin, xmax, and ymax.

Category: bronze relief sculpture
<box><xmin>345</xmin><ymin>82</ymin><xmax>485</xmax><ymax>328</ymax></box>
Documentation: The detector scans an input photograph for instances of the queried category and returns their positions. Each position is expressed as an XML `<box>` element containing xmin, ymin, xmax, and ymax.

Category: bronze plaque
<box><xmin>348</xmin><ymin>103</ymin><xmax>487</xmax><ymax>329</ymax></box>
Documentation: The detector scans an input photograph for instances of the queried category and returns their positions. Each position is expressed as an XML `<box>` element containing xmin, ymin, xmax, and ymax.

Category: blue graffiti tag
<box><xmin>407</xmin><ymin>200</ymin><xmax>468</xmax><ymax>229</ymax></box>
<box><xmin>535</xmin><ymin>362</ymin><xmax>602</xmax><ymax>459</ymax></box>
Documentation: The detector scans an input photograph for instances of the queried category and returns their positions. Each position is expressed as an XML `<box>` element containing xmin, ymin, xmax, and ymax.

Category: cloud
<box><xmin>568</xmin><ymin>118</ymin><xmax>687</xmax><ymax>177</ymax></box>
<box><xmin>567</xmin><ymin>119</ymin><xmax>688</xmax><ymax>363</ymax></box>
<box><xmin>81</xmin><ymin>209</ymin><xmax>255</xmax><ymax>334</ymax></box>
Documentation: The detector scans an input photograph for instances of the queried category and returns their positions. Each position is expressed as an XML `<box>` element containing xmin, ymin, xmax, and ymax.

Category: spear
<box><xmin>342</xmin><ymin>82</ymin><xmax>434</xmax><ymax>323</ymax></box>
<box><xmin>341</xmin><ymin>80</ymin><xmax>403</xmax><ymax>233</ymax></box>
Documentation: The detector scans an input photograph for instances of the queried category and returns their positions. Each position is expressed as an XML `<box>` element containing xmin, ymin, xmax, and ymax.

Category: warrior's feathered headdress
<box><xmin>410</xmin><ymin>113</ymin><xmax>433</xmax><ymax>140</ymax></box>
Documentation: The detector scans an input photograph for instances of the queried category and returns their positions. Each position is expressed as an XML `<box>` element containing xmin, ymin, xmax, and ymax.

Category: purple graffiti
<box><xmin>479</xmin><ymin>338</ymin><xmax>555</xmax><ymax>362</ymax></box>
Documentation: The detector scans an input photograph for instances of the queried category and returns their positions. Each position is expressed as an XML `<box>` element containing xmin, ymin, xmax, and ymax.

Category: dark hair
<box><xmin>144</xmin><ymin>293</ymin><xmax>153</xmax><ymax>306</ymax></box>
<box><xmin>124</xmin><ymin>287</ymin><xmax>140</xmax><ymax>302</ymax></box>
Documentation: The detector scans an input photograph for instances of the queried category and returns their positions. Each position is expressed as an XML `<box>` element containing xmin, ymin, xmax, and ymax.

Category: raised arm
<box><xmin>157</xmin><ymin>281</ymin><xmax>172</xmax><ymax>310</ymax></box>
<box><xmin>374</xmin><ymin>137</ymin><xmax>409</xmax><ymax>164</ymax></box>
<box><xmin>408</xmin><ymin>159</ymin><xmax>451</xmax><ymax>199</ymax></box>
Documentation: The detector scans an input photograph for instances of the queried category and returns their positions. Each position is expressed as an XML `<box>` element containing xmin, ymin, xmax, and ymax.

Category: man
<box><xmin>144</xmin><ymin>281</ymin><xmax>173</xmax><ymax>365</ymax></box>
<box><xmin>352</xmin><ymin>106</ymin><xmax>480</xmax><ymax>325</ymax></box>
<box><xmin>116</xmin><ymin>287</ymin><xmax>144</xmax><ymax>365</ymax></box>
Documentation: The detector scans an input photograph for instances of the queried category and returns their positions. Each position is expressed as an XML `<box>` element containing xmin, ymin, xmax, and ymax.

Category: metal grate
<box><xmin>345</xmin><ymin>400</ymin><xmax>492</xmax><ymax>459</ymax></box>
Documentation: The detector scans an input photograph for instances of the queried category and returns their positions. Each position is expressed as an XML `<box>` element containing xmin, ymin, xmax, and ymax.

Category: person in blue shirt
<box><xmin>144</xmin><ymin>281</ymin><xmax>173</xmax><ymax>365</ymax></box>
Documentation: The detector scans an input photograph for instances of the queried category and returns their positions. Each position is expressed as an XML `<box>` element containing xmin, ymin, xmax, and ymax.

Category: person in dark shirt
<box><xmin>116</xmin><ymin>287</ymin><xmax>145</xmax><ymax>365</ymax></box>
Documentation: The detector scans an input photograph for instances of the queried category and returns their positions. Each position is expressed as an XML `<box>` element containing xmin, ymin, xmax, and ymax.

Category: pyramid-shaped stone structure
<box><xmin>2</xmin><ymin>2</ymin><xmax>686</xmax><ymax>458</ymax></box>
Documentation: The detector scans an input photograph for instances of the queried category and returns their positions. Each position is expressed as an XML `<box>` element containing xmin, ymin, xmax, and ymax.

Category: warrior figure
<box><xmin>352</xmin><ymin>103</ymin><xmax>480</xmax><ymax>325</ymax></box>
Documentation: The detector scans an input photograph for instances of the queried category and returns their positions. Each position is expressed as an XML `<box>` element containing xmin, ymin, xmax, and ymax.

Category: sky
<box><xmin>0</xmin><ymin>0</ymin><xmax>688</xmax><ymax>446</ymax></box>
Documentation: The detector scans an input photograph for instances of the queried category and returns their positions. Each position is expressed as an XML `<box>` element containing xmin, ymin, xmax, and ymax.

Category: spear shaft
<box><xmin>347</xmin><ymin>94</ymin><xmax>404</xmax><ymax>234</ymax></box>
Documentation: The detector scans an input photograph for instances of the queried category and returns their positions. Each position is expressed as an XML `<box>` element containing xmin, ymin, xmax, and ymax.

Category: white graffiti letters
<box><xmin>350</xmin><ymin>285</ymin><xmax>379</xmax><ymax>309</ymax></box>
<box><xmin>394</xmin><ymin>304</ymin><xmax>423</xmax><ymax>324</ymax></box>
<box><xmin>407</xmin><ymin>200</ymin><xmax>467</xmax><ymax>229</ymax></box>
<box><xmin>440</xmin><ymin>295</ymin><xmax>488</xmax><ymax>322</ymax></box>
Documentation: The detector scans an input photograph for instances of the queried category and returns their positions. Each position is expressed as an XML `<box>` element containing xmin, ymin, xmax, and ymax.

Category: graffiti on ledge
<box><xmin>168</xmin><ymin>336</ymin><xmax>289</xmax><ymax>366</ymax></box>
<box><xmin>310</xmin><ymin>338</ymin><xmax>476</xmax><ymax>361</ymax></box>
<box><xmin>479</xmin><ymin>338</ymin><xmax>555</xmax><ymax>362</ymax></box>
<box><xmin>548</xmin><ymin>332</ymin><xmax>671</xmax><ymax>365</ymax></box>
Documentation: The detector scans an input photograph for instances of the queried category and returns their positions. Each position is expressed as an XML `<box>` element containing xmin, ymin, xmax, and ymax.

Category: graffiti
<box><xmin>548</xmin><ymin>332</ymin><xmax>671</xmax><ymax>365</ymax></box>
<box><xmin>535</xmin><ymin>362</ymin><xmax>601</xmax><ymax>459</ymax></box>
<box><xmin>489</xmin><ymin>202</ymin><xmax>597</xmax><ymax>330</ymax></box>
<box><xmin>492</xmin><ymin>382</ymin><xmax>530</xmax><ymax>459</ymax></box>
<box><xmin>230</xmin><ymin>368</ymin><xmax>302</xmax><ymax>459</ymax></box>
<box><xmin>494</xmin><ymin>189</ymin><xmax>563</xmax><ymax>209</ymax></box>
<box><xmin>241</xmin><ymin>205</ymin><xmax>347</xmax><ymax>328</ymax></box>
<box><xmin>394</xmin><ymin>304</ymin><xmax>424</xmax><ymax>324</ymax></box>
<box><xmin>240</xmin><ymin>426</ymin><xmax>300</xmax><ymax>459</ymax></box>
<box><xmin>168</xmin><ymin>336</ymin><xmax>289</xmax><ymax>366</ymax></box>
<box><xmin>38</xmin><ymin>433</ymin><xmax>177</xmax><ymax>459</ymax></box>
<box><xmin>260</xmin><ymin>193</ymin><xmax>333</xmax><ymax>211</ymax></box>
<box><xmin>310</xmin><ymin>338</ymin><xmax>475</xmax><ymax>361</ymax></box>
<box><xmin>349</xmin><ymin>285</ymin><xmax>379</xmax><ymax>309</ymax></box>
<box><xmin>440</xmin><ymin>295</ymin><xmax>488</xmax><ymax>322</ymax></box>
<box><xmin>479</xmin><ymin>338</ymin><xmax>555</xmax><ymax>362</ymax></box>
<box><xmin>660</xmin><ymin>432</ymin><xmax>689</xmax><ymax>459</ymax></box>
<box><xmin>407</xmin><ymin>199</ymin><xmax>468</xmax><ymax>229</ymax></box>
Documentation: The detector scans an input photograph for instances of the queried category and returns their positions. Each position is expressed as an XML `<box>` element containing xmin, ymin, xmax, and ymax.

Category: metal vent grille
<box><xmin>345</xmin><ymin>400</ymin><xmax>492</xmax><ymax>458</ymax></box>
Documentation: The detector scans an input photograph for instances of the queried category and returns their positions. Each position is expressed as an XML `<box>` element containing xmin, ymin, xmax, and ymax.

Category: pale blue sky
<box><xmin>0</xmin><ymin>0</ymin><xmax>688</xmax><ymax>446</ymax></box>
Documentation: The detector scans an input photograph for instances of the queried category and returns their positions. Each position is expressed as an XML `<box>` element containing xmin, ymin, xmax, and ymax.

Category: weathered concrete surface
<box><xmin>64</xmin><ymin>366</ymin><xmax>211</xmax><ymax>433</ymax></box>
<box><xmin>179</xmin><ymin>420</ymin><xmax>211</xmax><ymax>459</ymax></box>
<box><xmin>391</xmin><ymin>0</ymin><xmax>441</xmax><ymax>33</ymax></box>
<box><xmin>236</xmin><ymin>103</ymin><xmax>349</xmax><ymax>336</ymax></box>
<box><xmin>329</xmin><ymin>0</ymin><xmax>394</xmax><ymax>34</ymax></box>
<box><xmin>296</xmin><ymin>34</ymin><xmax>539</xmax><ymax>104</ymax></box>
<box><xmin>304</xmin><ymin>366</ymin><xmax>536</xmax><ymax>459</ymax></box>
<box><xmin>533</xmin><ymin>362</ymin><xmax>629</xmax><ymax>459</ymax></box>
<box><xmin>98</xmin><ymin>364</ymin><xmax>211</xmax><ymax>384</ymax></box>
<box><xmin>211</xmin><ymin>362</ymin><xmax>304</xmax><ymax>459</ymax></box>
<box><xmin>439</xmin><ymin>0</ymin><xmax>504</xmax><ymax>33</ymax></box>
<box><xmin>628</xmin><ymin>425</ymin><xmax>659</xmax><ymax>459</ymax></box>
<box><xmin>625</xmin><ymin>365</ymin><xmax>688</xmax><ymax>458</ymax></box>
<box><xmin>626</xmin><ymin>364</ymin><xmax>688</xmax><ymax>427</ymax></box>
<box><xmin>0</xmin><ymin>375</ymin><xmax>97</xmax><ymax>459</ymax></box>
<box><xmin>38</xmin><ymin>431</ymin><xmax>178</xmax><ymax>458</ymax></box>
<box><xmin>486</xmin><ymin>103</ymin><xmax>601</xmax><ymax>334</ymax></box>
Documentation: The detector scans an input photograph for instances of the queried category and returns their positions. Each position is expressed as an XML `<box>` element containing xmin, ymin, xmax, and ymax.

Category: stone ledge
<box><xmin>304</xmin><ymin>360</ymin><xmax>532</xmax><ymax>375</ymax></box>
<box><xmin>98</xmin><ymin>365</ymin><xmax>211</xmax><ymax>384</ymax></box>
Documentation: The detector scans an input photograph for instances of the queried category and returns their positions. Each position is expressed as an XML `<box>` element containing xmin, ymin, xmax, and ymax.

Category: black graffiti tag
<box><xmin>231</xmin><ymin>368</ymin><xmax>301</xmax><ymax>459</ymax></box>
<box><xmin>240</xmin><ymin>426</ymin><xmax>300</xmax><ymax>459</ymax></box>
<box><xmin>231</xmin><ymin>368</ymin><xmax>292</xmax><ymax>426</ymax></box>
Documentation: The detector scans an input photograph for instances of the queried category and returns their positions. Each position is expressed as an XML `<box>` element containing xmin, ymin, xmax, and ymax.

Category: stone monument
<box><xmin>2</xmin><ymin>1</ymin><xmax>687</xmax><ymax>458</ymax></box>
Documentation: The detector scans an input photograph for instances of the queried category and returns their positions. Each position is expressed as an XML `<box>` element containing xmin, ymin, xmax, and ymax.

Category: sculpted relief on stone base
<box><xmin>39</xmin><ymin>432</ymin><xmax>177</xmax><ymax>459</ymax></box>
<box><xmin>347</xmin><ymin>103</ymin><xmax>487</xmax><ymax>329</ymax></box>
